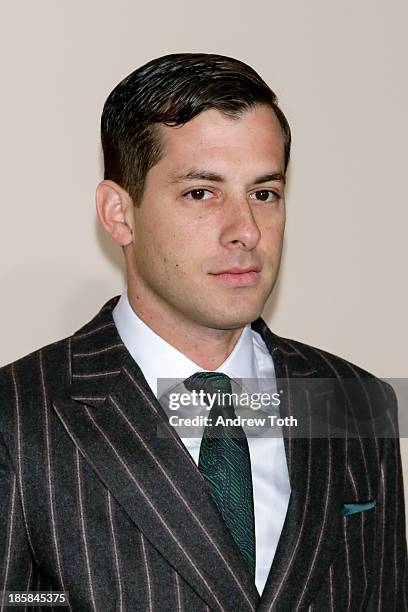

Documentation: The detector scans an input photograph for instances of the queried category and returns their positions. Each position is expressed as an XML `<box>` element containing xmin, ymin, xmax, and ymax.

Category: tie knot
<box><xmin>184</xmin><ymin>371</ymin><xmax>232</xmax><ymax>395</ymax></box>
<box><xmin>184</xmin><ymin>371</ymin><xmax>244</xmax><ymax>435</ymax></box>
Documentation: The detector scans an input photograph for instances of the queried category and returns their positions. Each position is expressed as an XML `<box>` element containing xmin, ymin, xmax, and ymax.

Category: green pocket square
<box><xmin>342</xmin><ymin>500</ymin><xmax>376</xmax><ymax>516</ymax></box>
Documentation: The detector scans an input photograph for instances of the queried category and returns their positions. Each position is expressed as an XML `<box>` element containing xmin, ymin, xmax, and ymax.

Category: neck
<box><xmin>126</xmin><ymin>284</ymin><xmax>245</xmax><ymax>371</ymax></box>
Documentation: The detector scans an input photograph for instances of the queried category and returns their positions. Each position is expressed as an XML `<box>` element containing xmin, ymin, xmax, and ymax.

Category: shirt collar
<box><xmin>112</xmin><ymin>290</ymin><xmax>258</xmax><ymax>398</ymax></box>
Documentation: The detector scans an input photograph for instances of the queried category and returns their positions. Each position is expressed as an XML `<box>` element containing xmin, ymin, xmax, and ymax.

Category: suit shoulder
<box><xmin>275</xmin><ymin>333</ymin><xmax>381</xmax><ymax>381</ymax></box>
<box><xmin>0</xmin><ymin>332</ymin><xmax>72</xmax><ymax>372</ymax></box>
<box><xmin>0</xmin><ymin>295</ymin><xmax>119</xmax><ymax>384</ymax></box>
<box><xmin>0</xmin><ymin>334</ymin><xmax>73</xmax><ymax>408</ymax></box>
<box><xmin>274</xmin><ymin>334</ymin><xmax>397</xmax><ymax>426</ymax></box>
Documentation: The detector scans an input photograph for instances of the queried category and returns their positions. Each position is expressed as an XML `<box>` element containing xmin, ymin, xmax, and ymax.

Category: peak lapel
<box><xmin>52</xmin><ymin>298</ymin><xmax>260</xmax><ymax>612</ymax></box>
<box><xmin>251</xmin><ymin>319</ymin><xmax>344</xmax><ymax>611</ymax></box>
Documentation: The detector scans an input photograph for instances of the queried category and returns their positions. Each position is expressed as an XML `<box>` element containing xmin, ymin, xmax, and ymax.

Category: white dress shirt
<box><xmin>112</xmin><ymin>290</ymin><xmax>291</xmax><ymax>594</ymax></box>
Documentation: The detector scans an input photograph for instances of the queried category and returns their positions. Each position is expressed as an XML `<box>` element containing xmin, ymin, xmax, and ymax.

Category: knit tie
<box><xmin>184</xmin><ymin>371</ymin><xmax>256</xmax><ymax>578</ymax></box>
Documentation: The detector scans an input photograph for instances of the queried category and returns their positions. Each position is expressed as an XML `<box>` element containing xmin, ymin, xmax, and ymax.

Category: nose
<box><xmin>220</xmin><ymin>198</ymin><xmax>261</xmax><ymax>251</ymax></box>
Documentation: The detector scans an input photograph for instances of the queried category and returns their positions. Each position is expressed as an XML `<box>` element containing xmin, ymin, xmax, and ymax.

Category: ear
<box><xmin>96</xmin><ymin>180</ymin><xmax>134</xmax><ymax>246</ymax></box>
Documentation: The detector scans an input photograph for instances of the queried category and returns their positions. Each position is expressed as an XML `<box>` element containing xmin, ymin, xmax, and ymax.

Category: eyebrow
<box><xmin>169</xmin><ymin>169</ymin><xmax>286</xmax><ymax>185</ymax></box>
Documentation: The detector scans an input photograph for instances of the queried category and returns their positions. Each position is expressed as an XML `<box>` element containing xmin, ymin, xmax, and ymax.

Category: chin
<box><xmin>201</xmin><ymin>305</ymin><xmax>264</xmax><ymax>331</ymax></box>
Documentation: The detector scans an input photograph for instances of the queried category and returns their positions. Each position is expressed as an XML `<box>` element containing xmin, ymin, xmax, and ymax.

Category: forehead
<box><xmin>156</xmin><ymin>105</ymin><xmax>286</xmax><ymax>174</ymax></box>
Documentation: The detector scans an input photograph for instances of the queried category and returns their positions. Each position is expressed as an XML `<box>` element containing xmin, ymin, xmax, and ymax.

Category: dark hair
<box><xmin>101</xmin><ymin>53</ymin><xmax>291</xmax><ymax>205</ymax></box>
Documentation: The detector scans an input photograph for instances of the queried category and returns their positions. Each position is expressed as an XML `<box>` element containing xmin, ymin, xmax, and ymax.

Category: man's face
<box><xmin>130</xmin><ymin>104</ymin><xmax>286</xmax><ymax>330</ymax></box>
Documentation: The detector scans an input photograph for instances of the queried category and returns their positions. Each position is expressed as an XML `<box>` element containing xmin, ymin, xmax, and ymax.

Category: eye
<box><xmin>184</xmin><ymin>189</ymin><xmax>213</xmax><ymax>201</ymax></box>
<box><xmin>249</xmin><ymin>189</ymin><xmax>280</xmax><ymax>203</ymax></box>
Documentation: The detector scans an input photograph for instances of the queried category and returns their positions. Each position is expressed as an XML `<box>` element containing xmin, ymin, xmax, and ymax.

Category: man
<box><xmin>0</xmin><ymin>53</ymin><xmax>406</xmax><ymax>611</ymax></box>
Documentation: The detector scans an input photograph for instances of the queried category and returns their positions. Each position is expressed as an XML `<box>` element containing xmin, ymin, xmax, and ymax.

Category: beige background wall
<box><xmin>1</xmin><ymin>1</ymin><xmax>407</xmax><ymax>504</ymax></box>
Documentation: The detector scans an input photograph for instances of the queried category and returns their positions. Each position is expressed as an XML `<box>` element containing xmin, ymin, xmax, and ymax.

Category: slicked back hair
<box><xmin>101</xmin><ymin>53</ymin><xmax>291</xmax><ymax>206</ymax></box>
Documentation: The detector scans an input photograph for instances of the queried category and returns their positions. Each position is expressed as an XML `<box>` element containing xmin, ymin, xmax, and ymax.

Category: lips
<box><xmin>209</xmin><ymin>266</ymin><xmax>261</xmax><ymax>287</ymax></box>
<box><xmin>212</xmin><ymin>266</ymin><xmax>261</xmax><ymax>274</ymax></box>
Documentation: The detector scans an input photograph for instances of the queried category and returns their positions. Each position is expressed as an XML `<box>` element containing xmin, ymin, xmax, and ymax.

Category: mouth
<box><xmin>209</xmin><ymin>268</ymin><xmax>260</xmax><ymax>287</ymax></box>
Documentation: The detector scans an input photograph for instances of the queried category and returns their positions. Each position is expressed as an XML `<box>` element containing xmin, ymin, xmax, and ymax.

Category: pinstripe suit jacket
<box><xmin>0</xmin><ymin>296</ymin><xmax>407</xmax><ymax>611</ymax></box>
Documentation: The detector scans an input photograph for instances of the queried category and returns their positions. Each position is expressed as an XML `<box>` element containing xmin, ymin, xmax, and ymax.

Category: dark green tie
<box><xmin>184</xmin><ymin>371</ymin><xmax>256</xmax><ymax>578</ymax></box>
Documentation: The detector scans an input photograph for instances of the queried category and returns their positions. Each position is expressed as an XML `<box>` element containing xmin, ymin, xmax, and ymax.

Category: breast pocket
<box><xmin>341</xmin><ymin>501</ymin><xmax>377</xmax><ymax>546</ymax></box>
<box><xmin>317</xmin><ymin>505</ymin><xmax>378</xmax><ymax>609</ymax></box>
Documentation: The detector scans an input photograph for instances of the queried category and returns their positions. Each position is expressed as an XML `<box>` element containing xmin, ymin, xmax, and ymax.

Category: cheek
<box><xmin>135</xmin><ymin>224</ymin><xmax>195</xmax><ymax>279</ymax></box>
<box><xmin>260</xmin><ymin>218</ymin><xmax>285</xmax><ymax>252</ymax></box>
